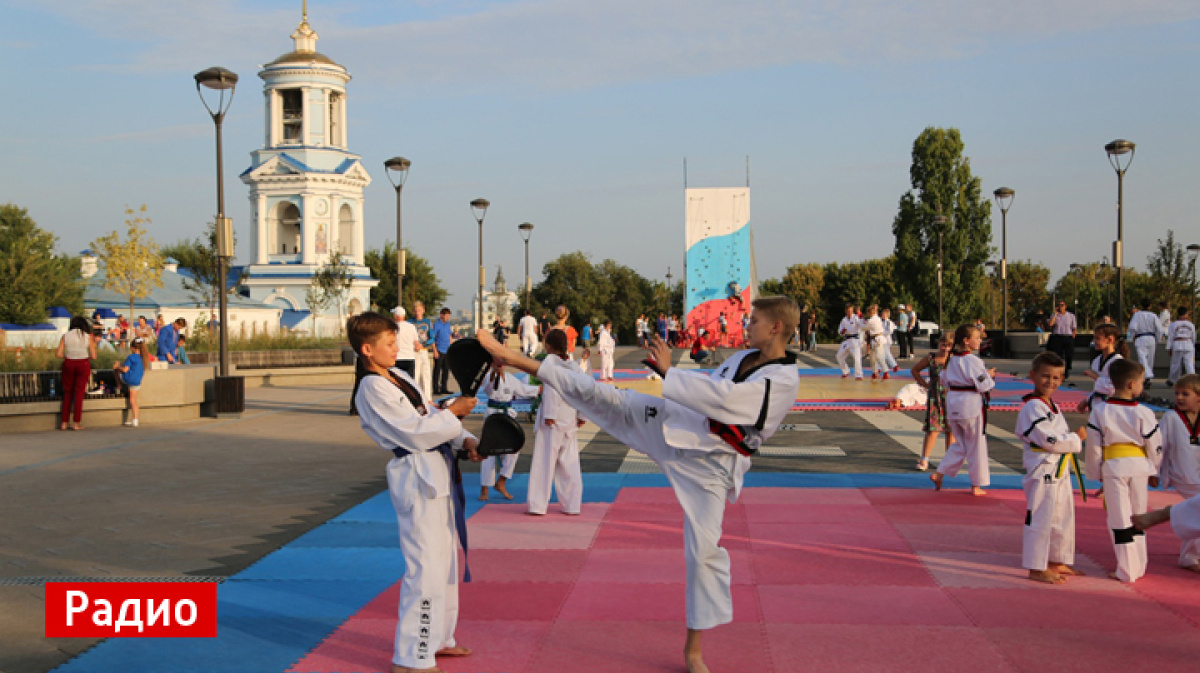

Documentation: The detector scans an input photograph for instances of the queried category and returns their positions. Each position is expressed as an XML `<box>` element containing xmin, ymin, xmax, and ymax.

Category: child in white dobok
<box><xmin>1082</xmin><ymin>323</ymin><xmax>1126</xmax><ymax>413</ymax></box>
<box><xmin>1167</xmin><ymin>307</ymin><xmax>1196</xmax><ymax>385</ymax></box>
<box><xmin>836</xmin><ymin>304</ymin><xmax>864</xmax><ymax>380</ymax></box>
<box><xmin>1158</xmin><ymin>375</ymin><xmax>1200</xmax><ymax>571</ymax></box>
<box><xmin>932</xmin><ymin>325</ymin><xmax>996</xmax><ymax>496</ymax></box>
<box><xmin>597</xmin><ymin>319</ymin><xmax>616</xmax><ymax>382</ymax></box>
<box><xmin>1133</xmin><ymin>493</ymin><xmax>1200</xmax><ymax>564</ymax></box>
<box><xmin>1017</xmin><ymin>352</ymin><xmax>1087</xmax><ymax>584</ymax></box>
<box><xmin>477</xmin><ymin>369</ymin><xmax>540</xmax><ymax>501</ymax></box>
<box><xmin>1127</xmin><ymin>301</ymin><xmax>1164</xmax><ymax>385</ymax></box>
<box><xmin>880</xmin><ymin>307</ymin><xmax>899</xmax><ymax>373</ymax></box>
<box><xmin>1084</xmin><ymin>359</ymin><xmax>1163</xmax><ymax>583</ymax></box>
<box><xmin>477</xmin><ymin>296</ymin><xmax>801</xmax><ymax>673</ymax></box>
<box><xmin>863</xmin><ymin>304</ymin><xmax>889</xmax><ymax>380</ymax></box>
<box><xmin>527</xmin><ymin>329</ymin><xmax>586</xmax><ymax>516</ymax></box>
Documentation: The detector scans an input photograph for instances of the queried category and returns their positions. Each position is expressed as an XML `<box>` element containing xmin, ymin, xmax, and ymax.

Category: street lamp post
<box><xmin>518</xmin><ymin>222</ymin><xmax>534</xmax><ymax>311</ymax></box>
<box><xmin>933</xmin><ymin>215</ymin><xmax>947</xmax><ymax>332</ymax></box>
<box><xmin>1105</xmin><ymin>139</ymin><xmax>1135</xmax><ymax>330</ymax></box>
<box><xmin>1188</xmin><ymin>244</ymin><xmax>1200</xmax><ymax>318</ymax></box>
<box><xmin>1100</xmin><ymin>257</ymin><xmax>1111</xmax><ymax>319</ymax></box>
<box><xmin>985</xmin><ymin>261</ymin><xmax>998</xmax><ymax>326</ymax></box>
<box><xmin>384</xmin><ymin>157</ymin><xmax>411</xmax><ymax>306</ymax></box>
<box><xmin>471</xmin><ymin>198</ymin><xmax>490</xmax><ymax>331</ymax></box>
<box><xmin>194</xmin><ymin>67</ymin><xmax>239</xmax><ymax>414</ymax></box>
<box><xmin>1069</xmin><ymin>263</ymin><xmax>1082</xmax><ymax>325</ymax></box>
<box><xmin>993</xmin><ymin>187</ymin><xmax>1014</xmax><ymax>356</ymax></box>
<box><xmin>666</xmin><ymin>267</ymin><xmax>673</xmax><ymax>311</ymax></box>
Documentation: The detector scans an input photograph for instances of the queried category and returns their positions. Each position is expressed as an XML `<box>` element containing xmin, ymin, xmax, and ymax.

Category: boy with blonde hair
<box><xmin>477</xmin><ymin>296</ymin><xmax>801</xmax><ymax>673</ymax></box>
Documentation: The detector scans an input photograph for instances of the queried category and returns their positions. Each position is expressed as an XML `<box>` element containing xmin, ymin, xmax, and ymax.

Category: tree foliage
<box><xmin>91</xmin><ymin>205</ymin><xmax>164</xmax><ymax>317</ymax></box>
<box><xmin>0</xmin><ymin>203</ymin><xmax>84</xmax><ymax>324</ymax></box>
<box><xmin>364</xmin><ymin>241</ymin><xmax>448</xmax><ymax>312</ymax></box>
<box><xmin>159</xmin><ymin>220</ymin><xmax>245</xmax><ymax>317</ymax></box>
<box><xmin>892</xmin><ymin>127</ymin><xmax>993</xmax><ymax>327</ymax></box>
<box><xmin>1142</xmin><ymin>230</ymin><xmax>1197</xmax><ymax>313</ymax></box>
<box><xmin>1005</xmin><ymin>260</ymin><xmax>1051</xmax><ymax>328</ymax></box>
<box><xmin>313</xmin><ymin>251</ymin><xmax>354</xmax><ymax>333</ymax></box>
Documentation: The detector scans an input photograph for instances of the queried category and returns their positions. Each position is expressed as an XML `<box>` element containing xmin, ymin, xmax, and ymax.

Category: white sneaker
<box><xmin>124</xmin><ymin>419</ymin><xmax>139</xmax><ymax>427</ymax></box>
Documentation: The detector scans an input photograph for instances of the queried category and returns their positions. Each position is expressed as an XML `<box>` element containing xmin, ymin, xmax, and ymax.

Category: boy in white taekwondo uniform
<box><xmin>597</xmin><ymin>319</ymin><xmax>616</xmax><ymax>382</ymax></box>
<box><xmin>348</xmin><ymin>313</ymin><xmax>481</xmax><ymax>673</ymax></box>
<box><xmin>477</xmin><ymin>369</ymin><xmax>540</xmax><ymax>501</ymax></box>
<box><xmin>1157</xmin><ymin>375</ymin><xmax>1200</xmax><ymax>570</ymax></box>
<box><xmin>880</xmin><ymin>308</ymin><xmax>899</xmax><ymax>372</ymax></box>
<box><xmin>1017</xmin><ymin>353</ymin><xmax>1088</xmax><ymax>584</ymax></box>
<box><xmin>1127</xmin><ymin>301</ymin><xmax>1164</xmax><ymax>385</ymax></box>
<box><xmin>476</xmin><ymin>296</ymin><xmax>801</xmax><ymax>673</ymax></box>
<box><xmin>527</xmin><ymin>329</ymin><xmax>586</xmax><ymax>516</ymax></box>
<box><xmin>1084</xmin><ymin>359</ymin><xmax>1163</xmax><ymax>583</ymax></box>
<box><xmin>836</xmin><ymin>304</ymin><xmax>864</xmax><ymax>380</ymax></box>
<box><xmin>863</xmin><ymin>305</ymin><xmax>889</xmax><ymax>380</ymax></box>
<box><xmin>1166</xmin><ymin>308</ymin><xmax>1196</xmax><ymax>384</ymax></box>
<box><xmin>1133</xmin><ymin>491</ymin><xmax>1200</xmax><ymax>564</ymax></box>
<box><xmin>932</xmin><ymin>325</ymin><xmax>996</xmax><ymax>496</ymax></box>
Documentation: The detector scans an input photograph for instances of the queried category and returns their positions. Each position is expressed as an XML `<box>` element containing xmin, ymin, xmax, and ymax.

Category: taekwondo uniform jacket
<box><xmin>478</xmin><ymin>372</ymin><xmax>539</xmax><ymax>418</ymax></box>
<box><xmin>1084</xmin><ymin>399</ymin><xmax>1162</xmax><ymax>482</ymax></box>
<box><xmin>660</xmin><ymin>350</ymin><xmax>800</xmax><ymax>501</ymax></box>
<box><xmin>942</xmin><ymin>351</ymin><xmax>995</xmax><ymax>421</ymax></box>
<box><xmin>863</xmin><ymin>316</ymin><xmax>886</xmax><ymax>346</ymax></box>
<box><xmin>597</xmin><ymin>329</ymin><xmax>615</xmax><ymax>356</ymax></box>
<box><xmin>1159</xmin><ymin>409</ymin><xmax>1200</xmax><ymax>491</ymax></box>
<box><xmin>1128</xmin><ymin>310</ymin><xmax>1163</xmax><ymax>345</ymax></box>
<box><xmin>1167</xmin><ymin>320</ymin><xmax>1196</xmax><ymax>353</ymax></box>
<box><xmin>838</xmin><ymin>316</ymin><xmax>862</xmax><ymax>340</ymax></box>
<box><xmin>1017</xmin><ymin>394</ymin><xmax>1082</xmax><ymax>476</ymax></box>
<box><xmin>1089</xmin><ymin>352</ymin><xmax>1123</xmax><ymax>399</ymax></box>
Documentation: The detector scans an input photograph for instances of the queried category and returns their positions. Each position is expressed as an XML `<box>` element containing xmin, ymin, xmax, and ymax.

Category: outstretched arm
<box><xmin>478</xmin><ymin>330</ymin><xmax>542</xmax><ymax>376</ymax></box>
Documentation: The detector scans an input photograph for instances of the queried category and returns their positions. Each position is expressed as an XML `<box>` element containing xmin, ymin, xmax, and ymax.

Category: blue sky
<box><xmin>2</xmin><ymin>1</ymin><xmax>1198</xmax><ymax>313</ymax></box>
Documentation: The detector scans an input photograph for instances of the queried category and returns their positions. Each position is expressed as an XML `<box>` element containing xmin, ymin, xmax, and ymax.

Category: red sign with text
<box><xmin>45</xmin><ymin>582</ymin><xmax>217</xmax><ymax>638</ymax></box>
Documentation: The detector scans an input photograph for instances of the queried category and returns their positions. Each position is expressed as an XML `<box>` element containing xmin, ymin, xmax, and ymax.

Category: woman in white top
<box><xmin>55</xmin><ymin>316</ymin><xmax>97</xmax><ymax>431</ymax></box>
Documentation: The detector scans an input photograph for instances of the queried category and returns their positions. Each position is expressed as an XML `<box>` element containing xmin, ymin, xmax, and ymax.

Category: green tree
<box><xmin>91</xmin><ymin>205</ymin><xmax>164</xmax><ymax>317</ymax></box>
<box><xmin>159</xmin><ymin>220</ymin><xmax>246</xmax><ymax>318</ymax></box>
<box><xmin>364</xmin><ymin>241</ymin><xmax>448</xmax><ymax>312</ymax></box>
<box><xmin>532</xmin><ymin>252</ymin><xmax>606</xmax><ymax>327</ymax></box>
<box><xmin>304</xmin><ymin>280</ymin><xmax>332</xmax><ymax>337</ymax></box>
<box><xmin>0</xmin><ymin>204</ymin><xmax>85</xmax><ymax>324</ymax></box>
<box><xmin>314</xmin><ymin>251</ymin><xmax>353</xmax><ymax>333</ymax></box>
<box><xmin>892</xmin><ymin>127</ymin><xmax>993</xmax><ymax>326</ymax></box>
<box><xmin>595</xmin><ymin>259</ymin><xmax>656</xmax><ymax>343</ymax></box>
<box><xmin>1006</xmin><ymin>260</ymin><xmax>1051</xmax><ymax>328</ymax></box>
<box><xmin>1050</xmin><ymin>262</ymin><xmax>1110</xmax><ymax>329</ymax></box>
<box><xmin>1143</xmin><ymin>230</ymin><xmax>1195</xmax><ymax>313</ymax></box>
<box><xmin>815</xmin><ymin>257</ymin><xmax>899</xmax><ymax>338</ymax></box>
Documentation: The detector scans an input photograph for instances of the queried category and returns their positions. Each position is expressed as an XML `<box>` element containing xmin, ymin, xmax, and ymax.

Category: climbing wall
<box><xmin>684</xmin><ymin>188</ymin><xmax>756</xmax><ymax>346</ymax></box>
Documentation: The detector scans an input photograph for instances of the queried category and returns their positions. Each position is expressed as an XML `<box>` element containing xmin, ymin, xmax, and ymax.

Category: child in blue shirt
<box><xmin>114</xmin><ymin>337</ymin><xmax>148</xmax><ymax>427</ymax></box>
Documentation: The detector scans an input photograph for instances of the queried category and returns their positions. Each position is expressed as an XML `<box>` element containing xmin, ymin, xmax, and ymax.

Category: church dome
<box><xmin>266</xmin><ymin>50</ymin><xmax>340</xmax><ymax>67</ymax></box>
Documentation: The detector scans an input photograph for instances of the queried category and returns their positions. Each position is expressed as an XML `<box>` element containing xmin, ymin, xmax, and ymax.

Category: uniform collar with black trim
<box><xmin>732</xmin><ymin>349</ymin><xmax>798</xmax><ymax>384</ymax></box>
<box><xmin>1021</xmin><ymin>392</ymin><xmax>1059</xmax><ymax>415</ymax></box>
<box><xmin>1105</xmin><ymin>398</ymin><xmax>1139</xmax><ymax>407</ymax></box>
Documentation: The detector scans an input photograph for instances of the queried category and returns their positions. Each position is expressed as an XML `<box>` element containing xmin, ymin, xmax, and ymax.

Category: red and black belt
<box><xmin>708</xmin><ymin>419</ymin><xmax>756</xmax><ymax>457</ymax></box>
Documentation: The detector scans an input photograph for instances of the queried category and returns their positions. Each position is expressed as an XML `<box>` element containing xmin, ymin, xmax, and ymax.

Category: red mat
<box><xmin>290</xmin><ymin>486</ymin><xmax>1200</xmax><ymax>673</ymax></box>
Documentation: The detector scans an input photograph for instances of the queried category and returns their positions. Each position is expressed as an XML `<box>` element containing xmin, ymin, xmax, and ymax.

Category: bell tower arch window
<box><xmin>271</xmin><ymin>202</ymin><xmax>302</xmax><ymax>256</ymax></box>
<box><xmin>281</xmin><ymin>89</ymin><xmax>303</xmax><ymax>144</ymax></box>
<box><xmin>328</xmin><ymin>92</ymin><xmax>343</xmax><ymax>148</ymax></box>
<box><xmin>337</xmin><ymin>204</ymin><xmax>355</xmax><ymax>259</ymax></box>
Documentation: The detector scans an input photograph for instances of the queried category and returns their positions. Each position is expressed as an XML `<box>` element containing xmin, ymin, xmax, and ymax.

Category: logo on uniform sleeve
<box><xmin>645</xmin><ymin>406</ymin><xmax>658</xmax><ymax>422</ymax></box>
<box><xmin>1046</xmin><ymin>437</ymin><xmax>1057</xmax><ymax>444</ymax></box>
<box><xmin>977</xmin><ymin>374</ymin><xmax>986</xmax><ymax>382</ymax></box>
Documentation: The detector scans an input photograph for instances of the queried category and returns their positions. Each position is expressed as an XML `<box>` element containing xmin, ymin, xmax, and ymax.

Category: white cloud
<box><xmin>12</xmin><ymin>0</ymin><xmax>1200</xmax><ymax>87</ymax></box>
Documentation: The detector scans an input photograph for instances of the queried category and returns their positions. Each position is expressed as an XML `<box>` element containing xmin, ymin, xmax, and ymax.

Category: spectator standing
<box><xmin>1046</xmin><ymin>301</ymin><xmax>1077</xmax><ymax>375</ymax></box>
<box><xmin>431</xmin><ymin>307</ymin><xmax>455</xmax><ymax>394</ymax></box>
<box><xmin>114</xmin><ymin>337</ymin><xmax>148</xmax><ymax>427</ymax></box>
<box><xmin>410</xmin><ymin>301</ymin><xmax>435</xmax><ymax>400</ymax></box>
<box><xmin>551</xmin><ymin>305</ymin><xmax>578</xmax><ymax>356</ymax></box>
<box><xmin>134</xmin><ymin>316</ymin><xmax>153</xmax><ymax>341</ymax></box>
<box><xmin>519</xmin><ymin>309</ymin><xmax>540</xmax><ymax>356</ymax></box>
<box><xmin>636</xmin><ymin>315</ymin><xmax>648</xmax><ymax>348</ymax></box>
<box><xmin>492</xmin><ymin>318</ymin><xmax>510</xmax><ymax>345</ymax></box>
<box><xmin>392</xmin><ymin>306</ymin><xmax>419</xmax><ymax>377</ymax></box>
<box><xmin>580</xmin><ymin>322</ymin><xmax>592</xmax><ymax>348</ymax></box>
<box><xmin>896</xmin><ymin>304</ymin><xmax>911</xmax><ymax>359</ymax></box>
<box><xmin>55</xmin><ymin>316</ymin><xmax>96</xmax><ymax>431</ymax></box>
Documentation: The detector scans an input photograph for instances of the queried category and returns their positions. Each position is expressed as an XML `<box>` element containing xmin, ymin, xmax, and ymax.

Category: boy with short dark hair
<box><xmin>1084</xmin><ymin>358</ymin><xmax>1163</xmax><ymax>583</ymax></box>
<box><xmin>1158</xmin><ymin>374</ymin><xmax>1200</xmax><ymax>571</ymax></box>
<box><xmin>348</xmin><ymin>312</ymin><xmax>480</xmax><ymax>673</ymax></box>
<box><xmin>477</xmin><ymin>296</ymin><xmax>801</xmax><ymax>673</ymax></box>
<box><xmin>1017</xmin><ymin>352</ymin><xmax>1087</xmax><ymax>584</ymax></box>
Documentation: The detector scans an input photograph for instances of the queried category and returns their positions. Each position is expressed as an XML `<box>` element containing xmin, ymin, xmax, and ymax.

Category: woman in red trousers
<box><xmin>55</xmin><ymin>316</ymin><xmax>96</xmax><ymax>430</ymax></box>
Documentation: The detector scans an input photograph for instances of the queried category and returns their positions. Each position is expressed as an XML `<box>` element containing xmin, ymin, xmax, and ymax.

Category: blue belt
<box><xmin>390</xmin><ymin>445</ymin><xmax>472</xmax><ymax>583</ymax></box>
<box><xmin>1134</xmin><ymin>332</ymin><xmax>1156</xmax><ymax>339</ymax></box>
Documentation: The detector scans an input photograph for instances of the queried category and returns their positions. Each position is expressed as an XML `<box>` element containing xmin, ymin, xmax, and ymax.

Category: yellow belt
<box><xmin>1031</xmin><ymin>446</ymin><xmax>1073</xmax><ymax>480</ymax></box>
<box><xmin>1103</xmin><ymin>442</ymin><xmax>1147</xmax><ymax>461</ymax></box>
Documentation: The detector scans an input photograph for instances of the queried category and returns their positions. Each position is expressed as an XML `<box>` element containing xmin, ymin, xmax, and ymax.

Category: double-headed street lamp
<box><xmin>993</xmin><ymin>187</ymin><xmax>1014</xmax><ymax>354</ymax></box>
<box><xmin>518</xmin><ymin>222</ymin><xmax>534</xmax><ymax>311</ymax></box>
<box><xmin>1105</xmin><ymin>139</ymin><xmax>1135</xmax><ymax>329</ymax></box>
<box><xmin>384</xmin><ymin>157</ymin><xmax>411</xmax><ymax>305</ymax></box>
<box><xmin>933</xmin><ymin>214</ymin><xmax>947</xmax><ymax>332</ymax></box>
<box><xmin>194</xmin><ymin>66</ymin><xmax>238</xmax><ymax>408</ymax></box>
<box><xmin>471</xmin><ymin>198</ymin><xmax>490</xmax><ymax>331</ymax></box>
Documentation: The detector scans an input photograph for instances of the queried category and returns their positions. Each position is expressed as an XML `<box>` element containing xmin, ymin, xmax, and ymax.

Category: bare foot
<box><xmin>971</xmin><ymin>486</ymin><xmax>988</xmax><ymax>496</ymax></box>
<box><xmin>1107</xmin><ymin>571</ymin><xmax>1124</xmax><ymax>582</ymax></box>
<box><xmin>526</xmin><ymin>511</ymin><xmax>545</xmax><ymax>516</ymax></box>
<box><xmin>495</xmin><ymin>477</ymin><xmax>513</xmax><ymax>500</ymax></box>
<box><xmin>685</xmin><ymin>653</ymin><xmax>711</xmax><ymax>673</ymax></box>
<box><xmin>390</xmin><ymin>665</ymin><xmax>445</xmax><ymax>673</ymax></box>
<box><xmin>1183</xmin><ymin>564</ymin><xmax>1200</xmax><ymax>574</ymax></box>
<box><xmin>1049</xmin><ymin>563</ymin><xmax>1085</xmax><ymax>577</ymax></box>
<box><xmin>915</xmin><ymin>458</ymin><xmax>929</xmax><ymax>471</ymax></box>
<box><xmin>1028</xmin><ymin>569</ymin><xmax>1066</xmax><ymax>585</ymax></box>
<box><xmin>60</xmin><ymin>422</ymin><xmax>68</xmax><ymax>431</ymax></box>
<box><xmin>478</xmin><ymin>486</ymin><xmax>489</xmax><ymax>501</ymax></box>
<box><xmin>930</xmin><ymin>472</ymin><xmax>943</xmax><ymax>491</ymax></box>
<box><xmin>1132</xmin><ymin>507</ymin><xmax>1171</xmax><ymax>531</ymax></box>
<box><xmin>436</xmin><ymin>646</ymin><xmax>471</xmax><ymax>657</ymax></box>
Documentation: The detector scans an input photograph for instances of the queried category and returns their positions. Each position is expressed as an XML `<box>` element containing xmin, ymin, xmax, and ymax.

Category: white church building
<box><xmin>239</xmin><ymin>9</ymin><xmax>377</xmax><ymax>335</ymax></box>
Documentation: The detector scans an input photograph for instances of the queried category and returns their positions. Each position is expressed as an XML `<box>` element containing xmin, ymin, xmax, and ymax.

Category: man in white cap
<box><xmin>391</xmin><ymin>306</ymin><xmax>420</xmax><ymax>378</ymax></box>
<box><xmin>896</xmin><ymin>304</ymin><xmax>910</xmax><ymax>359</ymax></box>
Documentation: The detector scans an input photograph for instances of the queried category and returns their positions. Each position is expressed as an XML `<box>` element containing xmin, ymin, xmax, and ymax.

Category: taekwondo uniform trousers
<box><xmin>414</xmin><ymin>350</ymin><xmax>434</xmax><ymax>400</ymax></box>
<box><xmin>535</xmin><ymin>361</ymin><xmax>738</xmax><ymax>630</ymax></box>
<box><xmin>1169</xmin><ymin>342</ymin><xmax>1196</xmax><ymax>382</ymax></box>
<box><xmin>1133</xmin><ymin>335</ymin><xmax>1157</xmax><ymax>381</ymax></box>
<box><xmin>526</xmin><ymin>424</ymin><xmax>581</xmax><ymax>514</ymax></box>
<box><xmin>1170</xmin><ymin>494</ymin><xmax>1200</xmax><ymax>550</ymax></box>
<box><xmin>836</xmin><ymin>338</ymin><xmax>863</xmax><ymax>378</ymax></box>
<box><xmin>480</xmin><ymin>405</ymin><xmax>520</xmax><ymax>488</ymax></box>
<box><xmin>1022</xmin><ymin>461</ymin><xmax>1076</xmax><ymax>571</ymax></box>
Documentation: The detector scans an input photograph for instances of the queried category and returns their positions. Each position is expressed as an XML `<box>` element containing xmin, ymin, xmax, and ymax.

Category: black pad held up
<box><xmin>475</xmin><ymin>413</ymin><xmax>526</xmax><ymax>458</ymax></box>
<box><xmin>446</xmin><ymin>338</ymin><xmax>492</xmax><ymax>396</ymax></box>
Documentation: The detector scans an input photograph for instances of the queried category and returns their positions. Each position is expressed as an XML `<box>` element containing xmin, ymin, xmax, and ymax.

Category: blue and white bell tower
<box><xmin>240</xmin><ymin>4</ymin><xmax>376</xmax><ymax>332</ymax></box>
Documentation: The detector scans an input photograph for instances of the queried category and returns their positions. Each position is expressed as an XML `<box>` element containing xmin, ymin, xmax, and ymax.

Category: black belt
<box><xmin>1134</xmin><ymin>332</ymin><xmax>1156</xmax><ymax>340</ymax></box>
<box><xmin>392</xmin><ymin>447</ymin><xmax>411</xmax><ymax>459</ymax></box>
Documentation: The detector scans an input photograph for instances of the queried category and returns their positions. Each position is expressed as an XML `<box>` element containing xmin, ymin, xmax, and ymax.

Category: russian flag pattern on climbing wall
<box><xmin>684</xmin><ymin>188</ymin><xmax>757</xmax><ymax>345</ymax></box>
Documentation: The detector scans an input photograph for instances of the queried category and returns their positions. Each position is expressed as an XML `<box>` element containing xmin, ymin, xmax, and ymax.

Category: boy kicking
<box><xmin>477</xmin><ymin>296</ymin><xmax>801</xmax><ymax>673</ymax></box>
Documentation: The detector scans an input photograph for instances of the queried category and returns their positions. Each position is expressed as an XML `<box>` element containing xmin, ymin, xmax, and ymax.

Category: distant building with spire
<box><xmin>474</xmin><ymin>267</ymin><xmax>519</xmax><ymax>330</ymax></box>
<box><xmin>239</xmin><ymin>3</ymin><xmax>376</xmax><ymax>334</ymax></box>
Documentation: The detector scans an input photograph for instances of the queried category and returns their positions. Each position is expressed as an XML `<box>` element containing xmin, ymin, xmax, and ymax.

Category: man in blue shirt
<box><xmin>156</xmin><ymin>318</ymin><xmax>186</xmax><ymax>364</ymax></box>
<box><xmin>430</xmin><ymin>308</ymin><xmax>455</xmax><ymax>394</ymax></box>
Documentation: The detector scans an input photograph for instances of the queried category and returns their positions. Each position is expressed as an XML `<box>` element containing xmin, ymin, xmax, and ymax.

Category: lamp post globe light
<box><xmin>384</xmin><ymin>157</ymin><xmax>411</xmax><ymax>306</ymax></box>
<box><xmin>194</xmin><ymin>66</ymin><xmax>243</xmax><ymax>414</ymax></box>
<box><xmin>933</xmin><ymin>214</ymin><xmax>947</xmax><ymax>333</ymax></box>
<box><xmin>1188</xmin><ymin>243</ymin><xmax>1200</xmax><ymax>318</ymax></box>
<box><xmin>1105</xmin><ymin>139</ymin><xmax>1135</xmax><ymax>329</ymax></box>
<box><xmin>518</xmin><ymin>222</ymin><xmax>534</xmax><ymax>311</ymax></box>
<box><xmin>993</xmin><ymin>187</ymin><xmax>1014</xmax><ymax>355</ymax></box>
<box><xmin>471</xmin><ymin>198</ymin><xmax>490</xmax><ymax>331</ymax></box>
